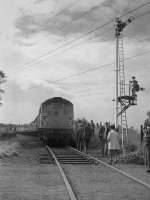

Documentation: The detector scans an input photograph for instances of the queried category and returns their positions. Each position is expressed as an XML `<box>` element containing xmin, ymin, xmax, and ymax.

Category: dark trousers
<box><xmin>99</xmin><ymin>138</ymin><xmax>106</xmax><ymax>156</ymax></box>
<box><xmin>144</xmin><ymin>144</ymin><xmax>150</xmax><ymax>169</ymax></box>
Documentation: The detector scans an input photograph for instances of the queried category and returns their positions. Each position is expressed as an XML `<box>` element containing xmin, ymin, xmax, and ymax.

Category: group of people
<box><xmin>76</xmin><ymin>113</ymin><xmax>150</xmax><ymax>171</ymax></box>
<box><xmin>76</xmin><ymin>120</ymin><xmax>120</xmax><ymax>164</ymax></box>
<box><xmin>76</xmin><ymin>122</ymin><xmax>93</xmax><ymax>153</ymax></box>
<box><xmin>98</xmin><ymin>122</ymin><xmax>120</xmax><ymax>164</ymax></box>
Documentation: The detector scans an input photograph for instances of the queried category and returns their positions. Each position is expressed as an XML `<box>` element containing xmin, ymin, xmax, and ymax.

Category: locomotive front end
<box><xmin>38</xmin><ymin>97</ymin><xmax>75</xmax><ymax>146</ymax></box>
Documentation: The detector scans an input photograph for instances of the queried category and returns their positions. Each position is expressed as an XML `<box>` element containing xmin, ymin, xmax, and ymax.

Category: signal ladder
<box><xmin>117</xmin><ymin>34</ymin><xmax>128</xmax><ymax>145</ymax></box>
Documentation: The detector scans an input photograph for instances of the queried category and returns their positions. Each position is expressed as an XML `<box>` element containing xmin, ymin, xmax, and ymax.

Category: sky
<box><xmin>0</xmin><ymin>0</ymin><xmax>150</xmax><ymax>128</ymax></box>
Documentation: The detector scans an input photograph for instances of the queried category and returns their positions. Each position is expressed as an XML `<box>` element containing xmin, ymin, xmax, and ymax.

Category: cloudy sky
<box><xmin>0</xmin><ymin>0</ymin><xmax>150</xmax><ymax>128</ymax></box>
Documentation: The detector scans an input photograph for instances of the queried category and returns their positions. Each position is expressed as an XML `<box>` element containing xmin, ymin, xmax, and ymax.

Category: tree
<box><xmin>0</xmin><ymin>71</ymin><xmax>6</xmax><ymax>105</ymax></box>
<box><xmin>0</xmin><ymin>71</ymin><xmax>6</xmax><ymax>83</ymax></box>
<box><xmin>147</xmin><ymin>111</ymin><xmax>150</xmax><ymax>119</ymax></box>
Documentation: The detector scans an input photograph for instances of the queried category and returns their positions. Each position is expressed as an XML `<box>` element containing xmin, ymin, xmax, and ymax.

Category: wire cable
<box><xmin>13</xmin><ymin>48</ymin><xmax>150</xmax><ymax>94</ymax></box>
<box><xmin>12</xmin><ymin>20</ymin><xmax>114</xmax><ymax>71</ymax></box>
<box><xmin>39</xmin><ymin>1</ymin><xmax>107</xmax><ymax>42</ymax></box>
<box><xmin>121</xmin><ymin>0</ymin><xmax>150</xmax><ymax>17</ymax></box>
<box><xmin>18</xmin><ymin>0</ymin><xmax>106</xmax><ymax>49</ymax></box>
<box><xmin>12</xmin><ymin>1</ymin><xmax>150</xmax><ymax>72</ymax></box>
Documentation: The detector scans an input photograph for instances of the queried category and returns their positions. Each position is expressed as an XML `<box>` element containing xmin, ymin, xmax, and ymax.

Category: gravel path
<box><xmin>0</xmin><ymin>135</ymin><xmax>69</xmax><ymax>200</ymax></box>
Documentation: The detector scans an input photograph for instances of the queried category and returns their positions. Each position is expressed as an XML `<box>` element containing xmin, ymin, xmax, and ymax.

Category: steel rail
<box><xmin>70</xmin><ymin>147</ymin><xmax>150</xmax><ymax>189</ymax></box>
<box><xmin>46</xmin><ymin>146</ymin><xmax>77</xmax><ymax>200</ymax></box>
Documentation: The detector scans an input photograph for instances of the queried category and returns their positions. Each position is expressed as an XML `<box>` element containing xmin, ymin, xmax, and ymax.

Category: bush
<box><xmin>124</xmin><ymin>143</ymin><xmax>137</xmax><ymax>153</ymax></box>
<box><xmin>119</xmin><ymin>150</ymin><xmax>144</xmax><ymax>165</ymax></box>
<box><xmin>0</xmin><ymin>132</ymin><xmax>17</xmax><ymax>140</ymax></box>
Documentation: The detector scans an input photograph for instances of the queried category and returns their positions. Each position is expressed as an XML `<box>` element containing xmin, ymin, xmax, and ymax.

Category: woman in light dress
<box><xmin>107</xmin><ymin>124</ymin><xmax>120</xmax><ymax>164</ymax></box>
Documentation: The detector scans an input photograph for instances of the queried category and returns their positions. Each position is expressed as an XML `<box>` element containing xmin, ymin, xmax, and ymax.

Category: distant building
<box><xmin>0</xmin><ymin>123</ymin><xmax>16</xmax><ymax>135</ymax></box>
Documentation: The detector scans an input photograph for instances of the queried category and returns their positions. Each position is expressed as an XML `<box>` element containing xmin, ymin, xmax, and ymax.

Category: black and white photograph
<box><xmin>0</xmin><ymin>0</ymin><xmax>150</xmax><ymax>199</ymax></box>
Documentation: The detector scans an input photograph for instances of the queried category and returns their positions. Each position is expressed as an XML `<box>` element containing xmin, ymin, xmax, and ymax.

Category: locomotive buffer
<box><xmin>115</xmin><ymin>17</ymin><xmax>144</xmax><ymax>149</ymax></box>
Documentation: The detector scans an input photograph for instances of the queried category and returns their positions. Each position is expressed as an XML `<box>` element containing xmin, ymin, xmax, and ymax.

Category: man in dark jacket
<box><xmin>91</xmin><ymin>120</ymin><xmax>95</xmax><ymax>136</ymax></box>
<box><xmin>99</xmin><ymin>124</ymin><xmax>106</xmax><ymax>156</ymax></box>
<box><xmin>84</xmin><ymin>123</ymin><xmax>93</xmax><ymax>152</ymax></box>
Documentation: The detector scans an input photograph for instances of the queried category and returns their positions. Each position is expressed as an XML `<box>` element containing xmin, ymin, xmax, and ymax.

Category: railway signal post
<box><xmin>115</xmin><ymin>16</ymin><xmax>134</xmax><ymax>151</ymax></box>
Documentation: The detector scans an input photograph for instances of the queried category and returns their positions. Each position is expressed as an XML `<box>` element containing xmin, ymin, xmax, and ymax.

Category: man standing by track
<box><xmin>142</xmin><ymin>111</ymin><xmax>150</xmax><ymax>172</ymax></box>
<box><xmin>84</xmin><ymin>123</ymin><xmax>93</xmax><ymax>152</ymax></box>
<box><xmin>91</xmin><ymin>120</ymin><xmax>95</xmax><ymax>136</ymax></box>
<box><xmin>99</xmin><ymin>123</ymin><xmax>106</xmax><ymax>156</ymax></box>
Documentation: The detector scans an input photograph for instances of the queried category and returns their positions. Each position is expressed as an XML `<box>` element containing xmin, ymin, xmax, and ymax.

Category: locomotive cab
<box><xmin>37</xmin><ymin>97</ymin><xmax>75</xmax><ymax>146</ymax></box>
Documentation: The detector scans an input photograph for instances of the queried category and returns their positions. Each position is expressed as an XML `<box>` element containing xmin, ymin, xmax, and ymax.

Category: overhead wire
<box><xmin>44</xmin><ymin>7</ymin><xmax>150</xmax><ymax>85</ymax></box>
<box><xmin>12</xmin><ymin>21</ymin><xmax>114</xmax><ymax>71</ymax></box>
<box><xmin>17</xmin><ymin>7</ymin><xmax>146</xmax><ymax>67</ymax></box>
<box><xmin>12</xmin><ymin>26</ymin><xmax>114</xmax><ymax>73</ymax></box>
<box><xmin>60</xmin><ymin>49</ymin><xmax>150</xmax><ymax>81</ymax></box>
<box><xmin>90</xmin><ymin>7</ymin><xmax>150</xmax><ymax>42</ymax></box>
<box><xmin>20</xmin><ymin>0</ymin><xmax>150</xmax><ymax>45</ymax></box>
<box><xmin>13</xmin><ymin>47</ymin><xmax>150</xmax><ymax>94</ymax></box>
<box><xmin>136</xmin><ymin>35</ymin><xmax>150</xmax><ymax>42</ymax></box>
<box><xmin>11</xmin><ymin>44</ymin><xmax>150</xmax><ymax>96</ymax></box>
<box><xmin>54</xmin><ymin>8</ymin><xmax>150</xmax><ymax>94</ymax></box>
<box><xmin>64</xmin><ymin>48</ymin><xmax>150</xmax><ymax>94</ymax></box>
<box><xmin>11</xmin><ymin>0</ymin><xmax>150</xmax><ymax>73</ymax></box>
<box><xmin>17</xmin><ymin>0</ymin><xmax>107</xmax><ymax>49</ymax></box>
<box><xmin>17</xmin><ymin>0</ymin><xmax>81</xmax><ymax>47</ymax></box>
<box><xmin>8</xmin><ymin>1</ymin><xmax>150</xmax><ymax>95</ymax></box>
<box><xmin>38</xmin><ymin>1</ymin><xmax>107</xmax><ymax>44</ymax></box>
<box><xmin>91</xmin><ymin>1</ymin><xmax>150</xmax><ymax>42</ymax></box>
<box><xmin>89</xmin><ymin>27</ymin><xmax>114</xmax><ymax>42</ymax></box>
<box><xmin>45</xmin><ymin>50</ymin><xmax>150</xmax><ymax>97</ymax></box>
<box><xmin>121</xmin><ymin>0</ymin><xmax>150</xmax><ymax>17</ymax></box>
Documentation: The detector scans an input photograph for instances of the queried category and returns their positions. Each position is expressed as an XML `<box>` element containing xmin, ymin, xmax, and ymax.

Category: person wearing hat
<box><xmin>130</xmin><ymin>76</ymin><xmax>140</xmax><ymax>97</ymax></box>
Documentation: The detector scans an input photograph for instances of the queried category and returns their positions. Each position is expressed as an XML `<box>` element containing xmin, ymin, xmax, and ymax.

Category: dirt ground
<box><xmin>63</xmin><ymin>163</ymin><xmax>150</xmax><ymax>200</ymax></box>
<box><xmin>88</xmin><ymin>150</ymin><xmax>150</xmax><ymax>185</ymax></box>
<box><xmin>0</xmin><ymin>134</ymin><xmax>150</xmax><ymax>200</ymax></box>
<box><xmin>88</xmin><ymin>128</ymin><xmax>150</xmax><ymax>185</ymax></box>
<box><xmin>0</xmin><ymin>135</ymin><xmax>69</xmax><ymax>200</ymax></box>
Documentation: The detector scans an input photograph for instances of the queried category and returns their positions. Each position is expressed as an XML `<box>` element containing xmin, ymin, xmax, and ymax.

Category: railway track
<box><xmin>48</xmin><ymin>147</ymin><xmax>97</xmax><ymax>165</ymax></box>
<box><xmin>46</xmin><ymin>146</ymin><xmax>97</xmax><ymax>200</ymax></box>
<box><xmin>46</xmin><ymin>146</ymin><xmax>150</xmax><ymax>200</ymax></box>
<box><xmin>70</xmin><ymin>147</ymin><xmax>150</xmax><ymax>189</ymax></box>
